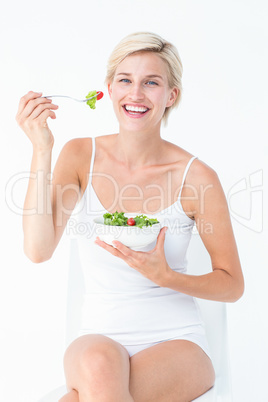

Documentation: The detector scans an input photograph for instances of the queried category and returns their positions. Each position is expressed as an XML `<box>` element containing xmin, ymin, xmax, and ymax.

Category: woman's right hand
<box><xmin>16</xmin><ymin>91</ymin><xmax>59</xmax><ymax>151</ymax></box>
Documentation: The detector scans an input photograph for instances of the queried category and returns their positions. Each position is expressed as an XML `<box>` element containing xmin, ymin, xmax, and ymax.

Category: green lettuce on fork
<box><xmin>103</xmin><ymin>211</ymin><xmax>159</xmax><ymax>228</ymax></box>
<box><xmin>85</xmin><ymin>90</ymin><xmax>98</xmax><ymax>109</ymax></box>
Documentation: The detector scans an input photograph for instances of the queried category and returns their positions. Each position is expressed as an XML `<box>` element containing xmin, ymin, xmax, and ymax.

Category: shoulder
<box><xmin>54</xmin><ymin>138</ymin><xmax>93</xmax><ymax>188</ymax></box>
<box><xmin>186</xmin><ymin>158</ymin><xmax>227</xmax><ymax>220</ymax></box>
<box><xmin>187</xmin><ymin>158</ymin><xmax>219</xmax><ymax>187</ymax></box>
<box><xmin>61</xmin><ymin>134</ymin><xmax>116</xmax><ymax>156</ymax></box>
<box><xmin>61</xmin><ymin>137</ymin><xmax>92</xmax><ymax>157</ymax></box>
<box><xmin>61</xmin><ymin>134</ymin><xmax>116</xmax><ymax>166</ymax></box>
<box><xmin>164</xmin><ymin>141</ymin><xmax>218</xmax><ymax>182</ymax></box>
<box><xmin>57</xmin><ymin>135</ymin><xmax>115</xmax><ymax>191</ymax></box>
<box><xmin>58</xmin><ymin>137</ymin><xmax>93</xmax><ymax>172</ymax></box>
<box><xmin>180</xmin><ymin>156</ymin><xmax>224</xmax><ymax>217</ymax></box>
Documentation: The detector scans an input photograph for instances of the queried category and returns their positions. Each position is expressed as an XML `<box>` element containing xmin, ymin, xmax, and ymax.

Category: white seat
<box><xmin>38</xmin><ymin>234</ymin><xmax>232</xmax><ymax>402</ymax></box>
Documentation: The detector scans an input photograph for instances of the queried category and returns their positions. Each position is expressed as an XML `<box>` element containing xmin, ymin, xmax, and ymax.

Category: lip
<box><xmin>122</xmin><ymin>104</ymin><xmax>150</xmax><ymax>119</ymax></box>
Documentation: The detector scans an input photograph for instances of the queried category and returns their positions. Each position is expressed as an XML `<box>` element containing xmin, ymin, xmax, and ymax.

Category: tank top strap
<box><xmin>178</xmin><ymin>156</ymin><xmax>198</xmax><ymax>200</ymax></box>
<box><xmin>89</xmin><ymin>137</ymin><xmax>96</xmax><ymax>185</ymax></box>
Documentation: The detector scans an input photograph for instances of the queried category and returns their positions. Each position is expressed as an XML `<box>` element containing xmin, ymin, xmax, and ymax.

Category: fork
<box><xmin>43</xmin><ymin>91</ymin><xmax>102</xmax><ymax>102</ymax></box>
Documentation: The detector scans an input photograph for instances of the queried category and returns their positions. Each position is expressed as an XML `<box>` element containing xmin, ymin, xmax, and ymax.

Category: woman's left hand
<box><xmin>94</xmin><ymin>227</ymin><xmax>172</xmax><ymax>287</ymax></box>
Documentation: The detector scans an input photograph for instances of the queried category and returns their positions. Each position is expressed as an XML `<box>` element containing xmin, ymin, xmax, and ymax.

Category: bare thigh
<box><xmin>63</xmin><ymin>334</ymin><xmax>131</xmax><ymax>400</ymax></box>
<box><xmin>129</xmin><ymin>340</ymin><xmax>215</xmax><ymax>402</ymax></box>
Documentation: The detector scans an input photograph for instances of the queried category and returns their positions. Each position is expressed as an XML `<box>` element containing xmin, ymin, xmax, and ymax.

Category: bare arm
<box><xmin>17</xmin><ymin>91</ymin><xmax>82</xmax><ymax>263</ymax></box>
<box><xmin>163</xmin><ymin>162</ymin><xmax>245</xmax><ymax>302</ymax></box>
<box><xmin>22</xmin><ymin>147</ymin><xmax>55</xmax><ymax>262</ymax></box>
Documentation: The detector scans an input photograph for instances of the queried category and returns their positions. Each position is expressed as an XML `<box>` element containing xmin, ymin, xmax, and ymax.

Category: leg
<box><xmin>62</xmin><ymin>334</ymin><xmax>134</xmax><ymax>402</ymax></box>
<box><xmin>129</xmin><ymin>340</ymin><xmax>215</xmax><ymax>402</ymax></box>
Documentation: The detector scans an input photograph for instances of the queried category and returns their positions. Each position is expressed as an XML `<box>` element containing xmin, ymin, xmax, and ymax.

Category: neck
<box><xmin>114</xmin><ymin>126</ymin><xmax>165</xmax><ymax>170</ymax></box>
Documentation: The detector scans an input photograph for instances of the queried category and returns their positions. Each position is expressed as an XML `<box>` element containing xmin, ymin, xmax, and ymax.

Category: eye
<box><xmin>146</xmin><ymin>80</ymin><xmax>158</xmax><ymax>86</ymax></box>
<box><xmin>120</xmin><ymin>78</ymin><xmax>131</xmax><ymax>83</ymax></box>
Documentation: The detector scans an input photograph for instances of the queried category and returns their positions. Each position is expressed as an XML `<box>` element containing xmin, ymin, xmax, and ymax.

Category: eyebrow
<box><xmin>115</xmin><ymin>73</ymin><xmax>164</xmax><ymax>81</ymax></box>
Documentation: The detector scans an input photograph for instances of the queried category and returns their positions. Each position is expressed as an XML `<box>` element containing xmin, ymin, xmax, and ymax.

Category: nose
<box><xmin>129</xmin><ymin>83</ymin><xmax>144</xmax><ymax>100</ymax></box>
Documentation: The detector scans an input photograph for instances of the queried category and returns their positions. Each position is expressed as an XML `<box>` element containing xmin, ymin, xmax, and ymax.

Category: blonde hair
<box><xmin>105</xmin><ymin>32</ymin><xmax>183</xmax><ymax>125</ymax></box>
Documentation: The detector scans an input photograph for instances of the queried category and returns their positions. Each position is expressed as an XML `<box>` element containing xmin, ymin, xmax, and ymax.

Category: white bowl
<box><xmin>94</xmin><ymin>214</ymin><xmax>163</xmax><ymax>248</ymax></box>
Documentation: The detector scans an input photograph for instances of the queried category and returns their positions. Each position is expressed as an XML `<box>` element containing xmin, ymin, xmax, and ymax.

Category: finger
<box><xmin>16</xmin><ymin>98</ymin><xmax>53</xmax><ymax>127</ymax></box>
<box><xmin>154</xmin><ymin>227</ymin><xmax>168</xmax><ymax>250</ymax></box>
<box><xmin>30</xmin><ymin>102</ymin><xmax>58</xmax><ymax>120</ymax></box>
<box><xmin>22</xmin><ymin>97</ymin><xmax>54</xmax><ymax>119</ymax></box>
<box><xmin>95</xmin><ymin>237</ymin><xmax>125</xmax><ymax>259</ymax></box>
<box><xmin>111</xmin><ymin>240</ymin><xmax>134</xmax><ymax>258</ymax></box>
<box><xmin>33</xmin><ymin>108</ymin><xmax>57</xmax><ymax>124</ymax></box>
<box><xmin>17</xmin><ymin>91</ymin><xmax>43</xmax><ymax>115</ymax></box>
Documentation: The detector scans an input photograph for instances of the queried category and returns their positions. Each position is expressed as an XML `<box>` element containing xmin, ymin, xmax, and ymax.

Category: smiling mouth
<box><xmin>123</xmin><ymin>105</ymin><xmax>150</xmax><ymax>116</ymax></box>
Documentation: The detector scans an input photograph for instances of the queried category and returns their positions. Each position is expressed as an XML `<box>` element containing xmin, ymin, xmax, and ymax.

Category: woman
<box><xmin>16</xmin><ymin>32</ymin><xmax>244</xmax><ymax>402</ymax></box>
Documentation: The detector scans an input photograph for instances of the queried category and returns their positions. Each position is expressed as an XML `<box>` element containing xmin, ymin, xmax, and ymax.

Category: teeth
<box><xmin>125</xmin><ymin>105</ymin><xmax>148</xmax><ymax>113</ymax></box>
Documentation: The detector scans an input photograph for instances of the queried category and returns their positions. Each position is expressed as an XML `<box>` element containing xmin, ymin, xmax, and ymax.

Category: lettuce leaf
<box><xmin>133</xmin><ymin>214</ymin><xmax>159</xmax><ymax>228</ymax></box>
<box><xmin>103</xmin><ymin>211</ymin><xmax>128</xmax><ymax>226</ymax></box>
<box><xmin>103</xmin><ymin>211</ymin><xmax>159</xmax><ymax>227</ymax></box>
<box><xmin>86</xmin><ymin>90</ymin><xmax>97</xmax><ymax>109</ymax></box>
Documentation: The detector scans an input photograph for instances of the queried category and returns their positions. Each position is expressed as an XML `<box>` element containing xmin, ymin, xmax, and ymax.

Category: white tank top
<box><xmin>70</xmin><ymin>137</ymin><xmax>205</xmax><ymax>345</ymax></box>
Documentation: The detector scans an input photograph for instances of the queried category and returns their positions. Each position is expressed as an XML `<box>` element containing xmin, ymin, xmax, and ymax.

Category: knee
<box><xmin>63</xmin><ymin>336</ymin><xmax>132</xmax><ymax>401</ymax></box>
<box><xmin>79</xmin><ymin>343</ymin><xmax>123</xmax><ymax>376</ymax></box>
<box><xmin>64</xmin><ymin>335</ymin><xmax>126</xmax><ymax>380</ymax></box>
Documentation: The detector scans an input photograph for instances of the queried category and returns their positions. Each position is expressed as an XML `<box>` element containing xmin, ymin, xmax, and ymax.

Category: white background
<box><xmin>1</xmin><ymin>0</ymin><xmax>267</xmax><ymax>401</ymax></box>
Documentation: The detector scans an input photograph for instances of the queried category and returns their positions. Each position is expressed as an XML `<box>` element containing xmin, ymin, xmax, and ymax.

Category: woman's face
<box><xmin>108</xmin><ymin>52</ymin><xmax>178</xmax><ymax>132</ymax></box>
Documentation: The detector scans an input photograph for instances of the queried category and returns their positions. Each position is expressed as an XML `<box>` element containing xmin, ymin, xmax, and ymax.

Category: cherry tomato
<box><xmin>97</xmin><ymin>91</ymin><xmax>104</xmax><ymax>100</ymax></box>
<box><xmin>127</xmin><ymin>218</ymin><xmax>136</xmax><ymax>226</ymax></box>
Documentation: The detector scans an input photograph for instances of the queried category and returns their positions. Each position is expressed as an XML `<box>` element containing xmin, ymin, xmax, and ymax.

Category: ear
<box><xmin>166</xmin><ymin>88</ymin><xmax>179</xmax><ymax>108</ymax></box>
<box><xmin>108</xmin><ymin>83</ymin><xmax>112</xmax><ymax>98</ymax></box>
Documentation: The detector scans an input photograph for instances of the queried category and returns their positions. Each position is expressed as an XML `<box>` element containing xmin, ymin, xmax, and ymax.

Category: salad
<box><xmin>85</xmin><ymin>90</ymin><xmax>103</xmax><ymax>109</ymax></box>
<box><xmin>103</xmin><ymin>211</ymin><xmax>159</xmax><ymax>228</ymax></box>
